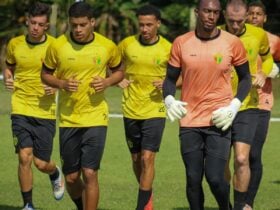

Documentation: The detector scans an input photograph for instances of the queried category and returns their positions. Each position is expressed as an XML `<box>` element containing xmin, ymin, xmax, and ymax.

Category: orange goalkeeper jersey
<box><xmin>169</xmin><ymin>30</ymin><xmax>247</xmax><ymax>127</ymax></box>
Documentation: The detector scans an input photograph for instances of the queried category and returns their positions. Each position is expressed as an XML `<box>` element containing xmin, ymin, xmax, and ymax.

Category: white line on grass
<box><xmin>109</xmin><ymin>114</ymin><xmax>280</xmax><ymax>122</ymax></box>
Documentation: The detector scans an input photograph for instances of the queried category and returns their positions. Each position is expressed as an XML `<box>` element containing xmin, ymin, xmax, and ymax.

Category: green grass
<box><xmin>0</xmin><ymin>83</ymin><xmax>280</xmax><ymax>209</ymax></box>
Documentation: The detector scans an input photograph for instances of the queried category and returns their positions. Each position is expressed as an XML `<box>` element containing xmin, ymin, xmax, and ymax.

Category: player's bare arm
<box><xmin>3</xmin><ymin>66</ymin><xmax>15</xmax><ymax>91</ymax></box>
<box><xmin>43</xmin><ymin>85</ymin><xmax>57</xmax><ymax>95</ymax></box>
<box><xmin>252</xmin><ymin>71</ymin><xmax>266</xmax><ymax>88</ymax></box>
<box><xmin>152</xmin><ymin>80</ymin><xmax>163</xmax><ymax>90</ymax></box>
<box><xmin>117</xmin><ymin>78</ymin><xmax>134</xmax><ymax>89</ymax></box>
<box><xmin>91</xmin><ymin>64</ymin><xmax>124</xmax><ymax>92</ymax></box>
<box><xmin>41</xmin><ymin>66</ymin><xmax>80</xmax><ymax>92</ymax></box>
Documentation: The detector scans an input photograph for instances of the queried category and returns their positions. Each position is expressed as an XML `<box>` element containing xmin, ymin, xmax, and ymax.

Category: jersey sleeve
<box><xmin>5</xmin><ymin>39</ymin><xmax>16</xmax><ymax>65</ymax></box>
<box><xmin>118</xmin><ymin>39</ymin><xmax>126</xmax><ymax>58</ymax></box>
<box><xmin>107</xmin><ymin>41</ymin><xmax>121</xmax><ymax>69</ymax></box>
<box><xmin>43</xmin><ymin>42</ymin><xmax>58</xmax><ymax>70</ymax></box>
<box><xmin>168</xmin><ymin>38</ymin><xmax>182</xmax><ymax>68</ymax></box>
<box><xmin>259</xmin><ymin>30</ymin><xmax>273</xmax><ymax>75</ymax></box>
<box><xmin>231</xmin><ymin>37</ymin><xmax>248</xmax><ymax>67</ymax></box>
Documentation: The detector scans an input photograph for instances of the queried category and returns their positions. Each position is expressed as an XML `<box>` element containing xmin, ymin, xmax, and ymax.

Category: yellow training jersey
<box><xmin>44</xmin><ymin>32</ymin><xmax>121</xmax><ymax>127</ymax></box>
<box><xmin>220</xmin><ymin>24</ymin><xmax>273</xmax><ymax>111</ymax></box>
<box><xmin>118</xmin><ymin>35</ymin><xmax>171</xmax><ymax>119</ymax></box>
<box><xmin>6</xmin><ymin>34</ymin><xmax>56</xmax><ymax>119</ymax></box>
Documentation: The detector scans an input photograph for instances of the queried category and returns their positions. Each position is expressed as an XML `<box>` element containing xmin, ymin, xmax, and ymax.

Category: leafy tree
<box><xmin>88</xmin><ymin>0</ymin><xmax>146</xmax><ymax>43</ymax></box>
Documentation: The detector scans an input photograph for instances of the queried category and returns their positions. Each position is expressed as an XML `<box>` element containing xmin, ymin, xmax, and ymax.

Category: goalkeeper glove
<box><xmin>164</xmin><ymin>95</ymin><xmax>187</xmax><ymax>122</ymax></box>
<box><xmin>212</xmin><ymin>98</ymin><xmax>241</xmax><ymax>131</ymax></box>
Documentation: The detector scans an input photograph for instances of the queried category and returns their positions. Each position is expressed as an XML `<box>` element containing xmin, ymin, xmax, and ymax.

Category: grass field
<box><xmin>0</xmin><ymin>83</ymin><xmax>280</xmax><ymax>210</ymax></box>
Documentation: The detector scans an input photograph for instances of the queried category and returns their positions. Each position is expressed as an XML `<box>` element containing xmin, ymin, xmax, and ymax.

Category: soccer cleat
<box><xmin>22</xmin><ymin>203</ymin><xmax>34</xmax><ymax>210</ymax></box>
<box><xmin>144</xmin><ymin>193</ymin><xmax>153</xmax><ymax>210</ymax></box>
<box><xmin>51</xmin><ymin>166</ymin><xmax>65</xmax><ymax>200</ymax></box>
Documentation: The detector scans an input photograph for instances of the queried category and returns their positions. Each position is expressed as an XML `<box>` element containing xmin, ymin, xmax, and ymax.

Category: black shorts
<box><xmin>123</xmin><ymin>117</ymin><xmax>165</xmax><ymax>153</ymax></box>
<box><xmin>179</xmin><ymin>126</ymin><xmax>231</xmax><ymax>160</ymax></box>
<box><xmin>11</xmin><ymin>114</ymin><xmax>56</xmax><ymax>162</ymax></box>
<box><xmin>232</xmin><ymin>109</ymin><xmax>259</xmax><ymax>145</ymax></box>
<box><xmin>254</xmin><ymin>109</ymin><xmax>271</xmax><ymax>144</ymax></box>
<box><xmin>59</xmin><ymin>126</ymin><xmax>107</xmax><ymax>175</ymax></box>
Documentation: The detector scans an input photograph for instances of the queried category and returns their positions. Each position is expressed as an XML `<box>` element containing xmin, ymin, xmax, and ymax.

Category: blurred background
<box><xmin>0</xmin><ymin>0</ymin><xmax>280</xmax><ymax>79</ymax></box>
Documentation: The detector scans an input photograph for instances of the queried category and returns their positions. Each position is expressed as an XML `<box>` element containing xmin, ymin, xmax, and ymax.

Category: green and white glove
<box><xmin>164</xmin><ymin>95</ymin><xmax>187</xmax><ymax>122</ymax></box>
<box><xmin>212</xmin><ymin>98</ymin><xmax>241</xmax><ymax>131</ymax></box>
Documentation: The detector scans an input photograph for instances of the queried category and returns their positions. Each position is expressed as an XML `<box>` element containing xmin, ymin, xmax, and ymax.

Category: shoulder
<box><xmin>158</xmin><ymin>35</ymin><xmax>171</xmax><ymax>47</ymax></box>
<box><xmin>49</xmin><ymin>34</ymin><xmax>68</xmax><ymax>48</ymax></box>
<box><xmin>219</xmin><ymin>29</ymin><xmax>239</xmax><ymax>42</ymax></box>
<box><xmin>94</xmin><ymin>32</ymin><xmax>117</xmax><ymax>47</ymax></box>
<box><xmin>46</xmin><ymin>34</ymin><xmax>56</xmax><ymax>41</ymax></box>
<box><xmin>245</xmin><ymin>23</ymin><xmax>266</xmax><ymax>38</ymax></box>
<box><xmin>217</xmin><ymin>24</ymin><xmax>226</xmax><ymax>31</ymax></box>
<box><xmin>266</xmin><ymin>31</ymin><xmax>280</xmax><ymax>42</ymax></box>
<box><xmin>45</xmin><ymin>34</ymin><xmax>56</xmax><ymax>45</ymax></box>
<box><xmin>8</xmin><ymin>35</ymin><xmax>25</xmax><ymax>45</ymax></box>
<box><xmin>173</xmin><ymin>31</ymin><xmax>195</xmax><ymax>45</ymax></box>
<box><xmin>119</xmin><ymin>35</ymin><xmax>138</xmax><ymax>46</ymax></box>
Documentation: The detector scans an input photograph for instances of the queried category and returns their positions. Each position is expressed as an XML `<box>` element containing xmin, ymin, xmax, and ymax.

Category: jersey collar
<box><xmin>25</xmin><ymin>34</ymin><xmax>47</xmax><ymax>45</ymax></box>
<box><xmin>70</xmin><ymin>32</ymin><xmax>95</xmax><ymax>45</ymax></box>
<box><xmin>195</xmin><ymin>29</ymin><xmax>221</xmax><ymax>41</ymax></box>
<box><xmin>138</xmin><ymin>35</ymin><xmax>160</xmax><ymax>46</ymax></box>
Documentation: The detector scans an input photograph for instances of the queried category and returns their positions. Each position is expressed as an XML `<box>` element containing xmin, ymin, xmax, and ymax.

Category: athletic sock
<box><xmin>21</xmin><ymin>189</ymin><xmax>33</xmax><ymax>207</ymax></box>
<box><xmin>234</xmin><ymin>189</ymin><xmax>246</xmax><ymax>210</ymax></box>
<box><xmin>49</xmin><ymin>167</ymin><xmax>59</xmax><ymax>181</ymax></box>
<box><xmin>136</xmin><ymin>189</ymin><xmax>152</xmax><ymax>210</ymax></box>
<box><xmin>72</xmin><ymin>197</ymin><xmax>83</xmax><ymax>210</ymax></box>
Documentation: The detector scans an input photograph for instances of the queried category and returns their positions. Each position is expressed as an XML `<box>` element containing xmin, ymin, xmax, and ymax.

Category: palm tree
<box><xmin>89</xmin><ymin>0</ymin><xmax>146</xmax><ymax>43</ymax></box>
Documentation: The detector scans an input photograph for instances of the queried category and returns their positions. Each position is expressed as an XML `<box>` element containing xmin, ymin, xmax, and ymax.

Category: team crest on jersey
<box><xmin>247</xmin><ymin>48</ymin><xmax>253</xmax><ymax>56</ymax></box>
<box><xmin>93</xmin><ymin>57</ymin><xmax>101</xmax><ymax>65</ymax></box>
<box><xmin>153</xmin><ymin>58</ymin><xmax>161</xmax><ymax>65</ymax></box>
<box><xmin>214</xmin><ymin>53</ymin><xmax>223</xmax><ymax>64</ymax></box>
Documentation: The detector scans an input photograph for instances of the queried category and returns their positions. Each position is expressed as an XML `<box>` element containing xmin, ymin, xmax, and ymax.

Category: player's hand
<box><xmin>267</xmin><ymin>63</ymin><xmax>279</xmax><ymax>79</ymax></box>
<box><xmin>117</xmin><ymin>79</ymin><xmax>133</xmax><ymax>88</ymax></box>
<box><xmin>252</xmin><ymin>71</ymin><xmax>266</xmax><ymax>88</ymax></box>
<box><xmin>164</xmin><ymin>95</ymin><xmax>187</xmax><ymax>122</ymax></box>
<box><xmin>90</xmin><ymin>76</ymin><xmax>108</xmax><ymax>92</ymax></box>
<box><xmin>3</xmin><ymin>71</ymin><xmax>14</xmax><ymax>91</ymax></box>
<box><xmin>44</xmin><ymin>85</ymin><xmax>57</xmax><ymax>95</ymax></box>
<box><xmin>152</xmin><ymin>80</ymin><xmax>163</xmax><ymax>90</ymax></box>
<box><xmin>212</xmin><ymin>98</ymin><xmax>241</xmax><ymax>131</ymax></box>
<box><xmin>61</xmin><ymin>75</ymin><xmax>80</xmax><ymax>92</ymax></box>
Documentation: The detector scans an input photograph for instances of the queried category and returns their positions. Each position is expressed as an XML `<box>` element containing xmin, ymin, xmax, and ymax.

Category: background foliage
<box><xmin>0</xmin><ymin>0</ymin><xmax>280</xmax><ymax>84</ymax></box>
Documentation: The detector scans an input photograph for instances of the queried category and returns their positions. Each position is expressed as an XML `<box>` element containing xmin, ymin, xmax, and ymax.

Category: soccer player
<box><xmin>118</xmin><ymin>5</ymin><xmax>171</xmax><ymax>210</ymax></box>
<box><xmin>245</xmin><ymin>1</ymin><xmax>280</xmax><ymax>209</ymax></box>
<box><xmin>162</xmin><ymin>0</ymin><xmax>251</xmax><ymax>209</ymax></box>
<box><xmin>41</xmin><ymin>2</ymin><xmax>123</xmax><ymax>210</ymax></box>
<box><xmin>221</xmin><ymin>0</ymin><xmax>273</xmax><ymax>209</ymax></box>
<box><xmin>3</xmin><ymin>2</ymin><xmax>64</xmax><ymax>210</ymax></box>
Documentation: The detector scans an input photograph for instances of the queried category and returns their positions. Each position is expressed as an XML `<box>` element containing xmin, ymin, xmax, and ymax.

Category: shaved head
<box><xmin>198</xmin><ymin>0</ymin><xmax>221</xmax><ymax>10</ymax></box>
<box><xmin>226</xmin><ymin>0</ymin><xmax>248</xmax><ymax>11</ymax></box>
<box><xmin>224</xmin><ymin>0</ymin><xmax>248</xmax><ymax>35</ymax></box>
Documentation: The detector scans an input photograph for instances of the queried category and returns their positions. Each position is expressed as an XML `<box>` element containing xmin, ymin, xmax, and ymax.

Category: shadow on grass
<box><xmin>173</xmin><ymin>207</ymin><xmax>219</xmax><ymax>210</ymax></box>
<box><xmin>0</xmin><ymin>205</ymin><xmax>40</xmax><ymax>210</ymax></box>
<box><xmin>97</xmin><ymin>209</ymin><xmax>112</xmax><ymax>210</ymax></box>
<box><xmin>271</xmin><ymin>180</ymin><xmax>280</xmax><ymax>184</ymax></box>
<box><xmin>0</xmin><ymin>206</ymin><xmax>112</xmax><ymax>210</ymax></box>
